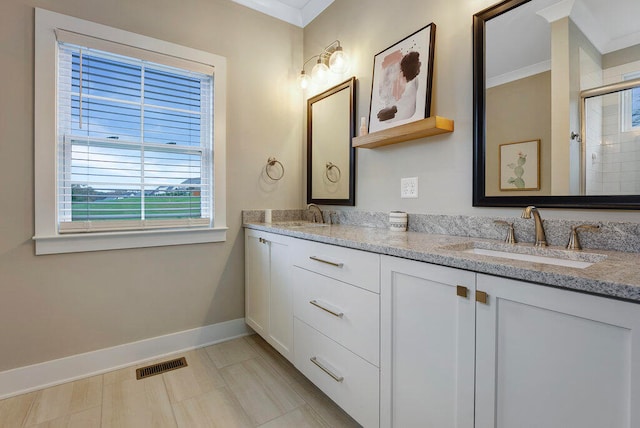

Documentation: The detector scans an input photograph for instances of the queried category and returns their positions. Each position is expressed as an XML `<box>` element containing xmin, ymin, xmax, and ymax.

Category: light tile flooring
<box><xmin>0</xmin><ymin>335</ymin><xmax>361</xmax><ymax>427</ymax></box>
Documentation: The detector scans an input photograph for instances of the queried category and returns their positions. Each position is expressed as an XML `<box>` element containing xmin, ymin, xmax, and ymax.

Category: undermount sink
<box><xmin>272</xmin><ymin>221</ymin><xmax>329</xmax><ymax>228</ymax></box>
<box><xmin>442</xmin><ymin>241</ymin><xmax>607</xmax><ymax>269</ymax></box>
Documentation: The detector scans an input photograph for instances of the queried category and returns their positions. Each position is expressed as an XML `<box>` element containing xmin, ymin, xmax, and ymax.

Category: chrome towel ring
<box><xmin>266</xmin><ymin>157</ymin><xmax>284</xmax><ymax>180</ymax></box>
<box><xmin>325</xmin><ymin>162</ymin><xmax>341</xmax><ymax>183</ymax></box>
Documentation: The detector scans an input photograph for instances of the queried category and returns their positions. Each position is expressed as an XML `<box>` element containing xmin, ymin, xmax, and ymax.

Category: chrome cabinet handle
<box><xmin>309</xmin><ymin>300</ymin><xmax>344</xmax><ymax>318</ymax></box>
<box><xmin>309</xmin><ymin>256</ymin><xmax>344</xmax><ymax>268</ymax></box>
<box><xmin>310</xmin><ymin>356</ymin><xmax>344</xmax><ymax>382</ymax></box>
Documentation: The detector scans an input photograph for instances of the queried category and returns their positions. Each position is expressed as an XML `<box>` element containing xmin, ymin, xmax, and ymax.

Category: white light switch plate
<box><xmin>401</xmin><ymin>177</ymin><xmax>418</xmax><ymax>198</ymax></box>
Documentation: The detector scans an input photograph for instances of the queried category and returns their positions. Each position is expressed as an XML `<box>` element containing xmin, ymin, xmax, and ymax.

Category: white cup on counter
<box><xmin>389</xmin><ymin>211</ymin><xmax>407</xmax><ymax>231</ymax></box>
<box><xmin>264</xmin><ymin>209</ymin><xmax>272</xmax><ymax>223</ymax></box>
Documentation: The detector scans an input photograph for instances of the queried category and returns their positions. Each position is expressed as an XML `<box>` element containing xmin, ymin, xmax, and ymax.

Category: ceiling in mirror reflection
<box><xmin>486</xmin><ymin>0</ymin><xmax>640</xmax><ymax>86</ymax></box>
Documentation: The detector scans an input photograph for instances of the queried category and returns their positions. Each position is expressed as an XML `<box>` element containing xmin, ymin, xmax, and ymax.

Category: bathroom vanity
<box><xmin>244</xmin><ymin>220</ymin><xmax>640</xmax><ymax>428</ymax></box>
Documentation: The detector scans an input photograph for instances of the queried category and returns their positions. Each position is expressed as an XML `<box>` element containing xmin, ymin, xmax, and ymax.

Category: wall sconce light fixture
<box><xmin>298</xmin><ymin>40</ymin><xmax>350</xmax><ymax>90</ymax></box>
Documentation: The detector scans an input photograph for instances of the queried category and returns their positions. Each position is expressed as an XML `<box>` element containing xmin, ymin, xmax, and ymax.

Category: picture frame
<box><xmin>499</xmin><ymin>139</ymin><xmax>541</xmax><ymax>191</ymax></box>
<box><xmin>368</xmin><ymin>23</ymin><xmax>436</xmax><ymax>134</ymax></box>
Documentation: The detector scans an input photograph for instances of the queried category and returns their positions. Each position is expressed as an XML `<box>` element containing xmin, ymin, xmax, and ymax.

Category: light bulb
<box><xmin>329</xmin><ymin>46</ymin><xmax>349</xmax><ymax>74</ymax></box>
<box><xmin>311</xmin><ymin>60</ymin><xmax>329</xmax><ymax>85</ymax></box>
<box><xmin>298</xmin><ymin>71</ymin><xmax>311</xmax><ymax>89</ymax></box>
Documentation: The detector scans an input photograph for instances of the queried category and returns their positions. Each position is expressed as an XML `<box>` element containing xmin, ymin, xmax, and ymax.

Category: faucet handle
<box><xmin>566</xmin><ymin>224</ymin><xmax>600</xmax><ymax>250</ymax></box>
<box><xmin>494</xmin><ymin>220</ymin><xmax>516</xmax><ymax>244</ymax></box>
<box><xmin>521</xmin><ymin>205</ymin><xmax>536</xmax><ymax>219</ymax></box>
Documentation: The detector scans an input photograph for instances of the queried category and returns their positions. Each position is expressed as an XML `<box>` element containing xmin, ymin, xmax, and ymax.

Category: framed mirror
<box><xmin>307</xmin><ymin>77</ymin><xmax>356</xmax><ymax>205</ymax></box>
<box><xmin>473</xmin><ymin>0</ymin><xmax>640</xmax><ymax>208</ymax></box>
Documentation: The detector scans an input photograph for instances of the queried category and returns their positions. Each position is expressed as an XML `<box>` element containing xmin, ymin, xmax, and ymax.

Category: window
<box><xmin>632</xmin><ymin>87</ymin><xmax>640</xmax><ymax>128</ymax></box>
<box><xmin>34</xmin><ymin>9</ymin><xmax>227</xmax><ymax>254</ymax></box>
<box><xmin>622</xmin><ymin>71</ymin><xmax>640</xmax><ymax>132</ymax></box>
<box><xmin>57</xmin><ymin>44</ymin><xmax>212</xmax><ymax>232</ymax></box>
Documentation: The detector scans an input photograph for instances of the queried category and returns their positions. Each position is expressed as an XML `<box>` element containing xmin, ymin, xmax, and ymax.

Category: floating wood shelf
<box><xmin>352</xmin><ymin>116</ymin><xmax>454</xmax><ymax>149</ymax></box>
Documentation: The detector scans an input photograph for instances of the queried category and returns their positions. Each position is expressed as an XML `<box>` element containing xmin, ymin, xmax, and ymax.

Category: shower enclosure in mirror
<box><xmin>307</xmin><ymin>77</ymin><xmax>356</xmax><ymax>205</ymax></box>
<box><xmin>473</xmin><ymin>0</ymin><xmax>640</xmax><ymax>208</ymax></box>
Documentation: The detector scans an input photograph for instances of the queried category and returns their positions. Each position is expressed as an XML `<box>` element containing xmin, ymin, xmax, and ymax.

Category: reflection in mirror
<box><xmin>307</xmin><ymin>77</ymin><xmax>356</xmax><ymax>205</ymax></box>
<box><xmin>474</xmin><ymin>0</ymin><xmax>640</xmax><ymax>208</ymax></box>
<box><xmin>582</xmin><ymin>78</ymin><xmax>640</xmax><ymax>195</ymax></box>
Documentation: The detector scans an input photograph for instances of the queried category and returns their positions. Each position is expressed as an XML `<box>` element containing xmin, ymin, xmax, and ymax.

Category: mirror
<box><xmin>307</xmin><ymin>77</ymin><xmax>356</xmax><ymax>206</ymax></box>
<box><xmin>473</xmin><ymin>0</ymin><xmax>640</xmax><ymax>208</ymax></box>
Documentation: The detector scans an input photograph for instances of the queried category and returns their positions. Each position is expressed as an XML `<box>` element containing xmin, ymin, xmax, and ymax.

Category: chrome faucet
<box><xmin>521</xmin><ymin>206</ymin><xmax>547</xmax><ymax>247</ymax></box>
<box><xmin>307</xmin><ymin>203</ymin><xmax>324</xmax><ymax>223</ymax></box>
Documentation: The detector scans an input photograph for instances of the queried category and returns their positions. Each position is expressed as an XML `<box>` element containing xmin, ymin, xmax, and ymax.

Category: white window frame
<box><xmin>622</xmin><ymin>71</ymin><xmax>640</xmax><ymax>132</ymax></box>
<box><xmin>34</xmin><ymin>8</ymin><xmax>227</xmax><ymax>255</ymax></box>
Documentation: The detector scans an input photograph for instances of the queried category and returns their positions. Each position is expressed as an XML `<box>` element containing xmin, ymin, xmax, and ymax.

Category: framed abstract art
<box><xmin>368</xmin><ymin>23</ymin><xmax>436</xmax><ymax>133</ymax></box>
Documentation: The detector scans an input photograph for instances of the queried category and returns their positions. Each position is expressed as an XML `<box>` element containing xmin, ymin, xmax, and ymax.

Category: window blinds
<box><xmin>56</xmin><ymin>39</ymin><xmax>213</xmax><ymax>233</ymax></box>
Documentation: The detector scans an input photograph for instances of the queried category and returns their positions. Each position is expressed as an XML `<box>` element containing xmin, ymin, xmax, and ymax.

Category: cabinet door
<box><xmin>268</xmin><ymin>235</ymin><xmax>293</xmax><ymax>360</ymax></box>
<box><xmin>380</xmin><ymin>256</ymin><xmax>476</xmax><ymax>428</ymax></box>
<box><xmin>245</xmin><ymin>230</ymin><xmax>293</xmax><ymax>361</ymax></box>
<box><xmin>475</xmin><ymin>274</ymin><xmax>640</xmax><ymax>428</ymax></box>
<box><xmin>245</xmin><ymin>231</ymin><xmax>270</xmax><ymax>337</ymax></box>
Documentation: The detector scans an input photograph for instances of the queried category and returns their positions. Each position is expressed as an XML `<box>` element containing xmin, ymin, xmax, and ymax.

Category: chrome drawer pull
<box><xmin>309</xmin><ymin>256</ymin><xmax>344</xmax><ymax>268</ymax></box>
<box><xmin>310</xmin><ymin>356</ymin><xmax>344</xmax><ymax>382</ymax></box>
<box><xmin>309</xmin><ymin>300</ymin><xmax>344</xmax><ymax>318</ymax></box>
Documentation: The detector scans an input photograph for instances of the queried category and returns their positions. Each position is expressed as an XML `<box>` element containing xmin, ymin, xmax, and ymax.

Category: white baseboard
<box><xmin>0</xmin><ymin>318</ymin><xmax>250</xmax><ymax>400</ymax></box>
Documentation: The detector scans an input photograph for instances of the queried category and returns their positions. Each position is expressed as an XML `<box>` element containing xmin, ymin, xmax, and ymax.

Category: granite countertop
<box><xmin>244</xmin><ymin>221</ymin><xmax>640</xmax><ymax>303</ymax></box>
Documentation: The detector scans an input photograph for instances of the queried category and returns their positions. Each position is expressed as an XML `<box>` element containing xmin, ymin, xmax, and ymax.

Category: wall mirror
<box><xmin>473</xmin><ymin>0</ymin><xmax>640</xmax><ymax>208</ymax></box>
<box><xmin>307</xmin><ymin>77</ymin><xmax>356</xmax><ymax>205</ymax></box>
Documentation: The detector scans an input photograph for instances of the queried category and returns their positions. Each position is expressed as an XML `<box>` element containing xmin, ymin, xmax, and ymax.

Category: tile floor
<box><xmin>0</xmin><ymin>335</ymin><xmax>361</xmax><ymax>427</ymax></box>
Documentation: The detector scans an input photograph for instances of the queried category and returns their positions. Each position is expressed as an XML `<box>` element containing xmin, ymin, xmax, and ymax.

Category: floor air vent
<box><xmin>136</xmin><ymin>357</ymin><xmax>188</xmax><ymax>380</ymax></box>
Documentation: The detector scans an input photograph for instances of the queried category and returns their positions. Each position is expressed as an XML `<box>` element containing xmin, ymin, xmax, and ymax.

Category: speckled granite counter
<box><xmin>244</xmin><ymin>221</ymin><xmax>640</xmax><ymax>303</ymax></box>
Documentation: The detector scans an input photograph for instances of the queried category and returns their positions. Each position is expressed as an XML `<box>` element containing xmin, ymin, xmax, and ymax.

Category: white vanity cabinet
<box><xmin>292</xmin><ymin>239</ymin><xmax>381</xmax><ymax>428</ymax></box>
<box><xmin>381</xmin><ymin>255</ymin><xmax>640</xmax><ymax>428</ymax></box>
<box><xmin>244</xmin><ymin>229</ymin><xmax>293</xmax><ymax>360</ymax></box>
<box><xmin>245</xmin><ymin>227</ymin><xmax>640</xmax><ymax>428</ymax></box>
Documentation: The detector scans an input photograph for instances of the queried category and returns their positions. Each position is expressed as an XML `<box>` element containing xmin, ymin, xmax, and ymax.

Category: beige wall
<box><xmin>0</xmin><ymin>0</ymin><xmax>303</xmax><ymax>371</ymax></box>
<box><xmin>550</xmin><ymin>18</ymin><xmax>601</xmax><ymax>195</ymax></box>
<box><xmin>304</xmin><ymin>0</ymin><xmax>640</xmax><ymax>221</ymax></box>
<box><xmin>485</xmin><ymin>72</ymin><xmax>551</xmax><ymax>196</ymax></box>
<box><xmin>305</xmin><ymin>0</ymin><xmax>483</xmax><ymax>215</ymax></box>
<box><xmin>604</xmin><ymin>44</ymin><xmax>640</xmax><ymax>69</ymax></box>
<box><xmin>550</xmin><ymin>18</ymin><xmax>572</xmax><ymax>194</ymax></box>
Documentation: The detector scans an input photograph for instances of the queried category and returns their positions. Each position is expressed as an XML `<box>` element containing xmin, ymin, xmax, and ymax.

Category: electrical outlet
<box><xmin>401</xmin><ymin>177</ymin><xmax>418</xmax><ymax>198</ymax></box>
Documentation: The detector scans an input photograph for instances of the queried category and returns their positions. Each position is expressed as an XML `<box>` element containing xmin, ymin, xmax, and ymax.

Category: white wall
<box><xmin>581</xmin><ymin>39</ymin><xmax>604</xmax><ymax>195</ymax></box>
<box><xmin>597</xmin><ymin>61</ymin><xmax>640</xmax><ymax>194</ymax></box>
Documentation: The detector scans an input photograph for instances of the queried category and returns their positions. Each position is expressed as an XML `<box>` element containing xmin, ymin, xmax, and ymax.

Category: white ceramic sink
<box><xmin>463</xmin><ymin>247</ymin><xmax>596</xmax><ymax>268</ymax></box>
<box><xmin>443</xmin><ymin>241</ymin><xmax>607</xmax><ymax>269</ymax></box>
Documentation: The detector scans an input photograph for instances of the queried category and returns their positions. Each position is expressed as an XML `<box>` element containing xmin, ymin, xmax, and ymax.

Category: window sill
<box><xmin>33</xmin><ymin>227</ymin><xmax>227</xmax><ymax>255</ymax></box>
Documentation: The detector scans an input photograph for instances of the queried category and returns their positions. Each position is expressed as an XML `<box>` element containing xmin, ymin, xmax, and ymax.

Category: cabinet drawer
<box><xmin>293</xmin><ymin>266</ymin><xmax>379</xmax><ymax>366</ymax></box>
<box><xmin>292</xmin><ymin>239</ymin><xmax>380</xmax><ymax>293</ymax></box>
<box><xmin>294</xmin><ymin>319</ymin><xmax>379</xmax><ymax>428</ymax></box>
